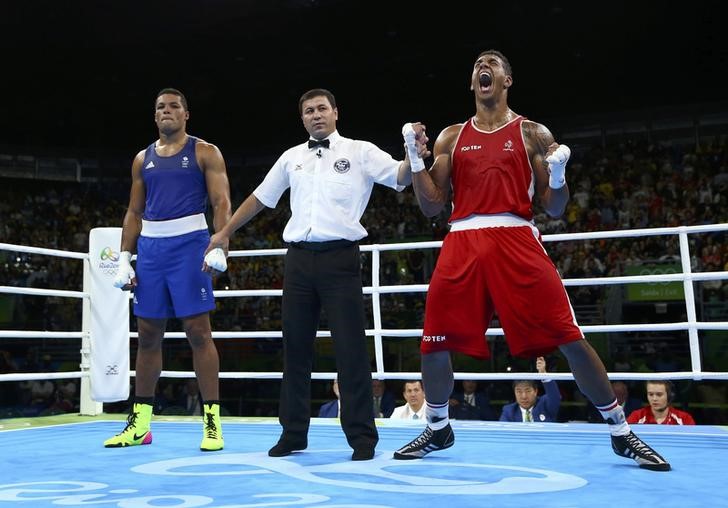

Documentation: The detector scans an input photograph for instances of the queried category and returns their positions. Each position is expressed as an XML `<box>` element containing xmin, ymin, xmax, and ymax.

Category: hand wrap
<box><xmin>546</xmin><ymin>144</ymin><xmax>571</xmax><ymax>189</ymax></box>
<box><xmin>112</xmin><ymin>251</ymin><xmax>135</xmax><ymax>288</ymax></box>
<box><xmin>204</xmin><ymin>247</ymin><xmax>228</xmax><ymax>272</ymax></box>
<box><xmin>402</xmin><ymin>122</ymin><xmax>425</xmax><ymax>173</ymax></box>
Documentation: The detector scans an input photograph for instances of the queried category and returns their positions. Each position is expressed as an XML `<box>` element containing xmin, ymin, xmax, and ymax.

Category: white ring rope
<box><xmin>0</xmin><ymin>286</ymin><xmax>88</xmax><ymax>299</ymax></box>
<box><xmin>0</xmin><ymin>242</ymin><xmax>88</xmax><ymax>260</ymax></box>
<box><xmin>2</xmin><ymin>224</ymin><xmax>728</xmax><ymax>405</ymax></box>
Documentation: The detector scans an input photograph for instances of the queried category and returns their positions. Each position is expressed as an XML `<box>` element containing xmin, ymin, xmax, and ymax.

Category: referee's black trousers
<box><xmin>276</xmin><ymin>241</ymin><xmax>378</xmax><ymax>451</ymax></box>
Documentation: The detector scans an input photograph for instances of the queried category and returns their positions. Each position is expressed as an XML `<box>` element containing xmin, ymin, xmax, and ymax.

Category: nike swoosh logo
<box><xmin>133</xmin><ymin>433</ymin><xmax>147</xmax><ymax>440</ymax></box>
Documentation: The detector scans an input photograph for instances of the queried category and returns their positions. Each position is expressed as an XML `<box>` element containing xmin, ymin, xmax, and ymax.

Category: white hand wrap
<box><xmin>204</xmin><ymin>247</ymin><xmax>227</xmax><ymax>273</ymax></box>
<box><xmin>402</xmin><ymin>122</ymin><xmax>425</xmax><ymax>173</ymax></box>
<box><xmin>546</xmin><ymin>144</ymin><xmax>571</xmax><ymax>189</ymax></box>
<box><xmin>112</xmin><ymin>251</ymin><xmax>135</xmax><ymax>288</ymax></box>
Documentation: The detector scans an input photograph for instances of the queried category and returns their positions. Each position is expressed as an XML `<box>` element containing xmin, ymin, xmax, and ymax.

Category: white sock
<box><xmin>425</xmin><ymin>401</ymin><xmax>449</xmax><ymax>430</ymax></box>
<box><xmin>597</xmin><ymin>399</ymin><xmax>631</xmax><ymax>436</ymax></box>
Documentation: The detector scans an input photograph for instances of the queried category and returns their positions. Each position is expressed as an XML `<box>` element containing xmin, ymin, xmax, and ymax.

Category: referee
<box><xmin>203</xmin><ymin>88</ymin><xmax>428</xmax><ymax>461</ymax></box>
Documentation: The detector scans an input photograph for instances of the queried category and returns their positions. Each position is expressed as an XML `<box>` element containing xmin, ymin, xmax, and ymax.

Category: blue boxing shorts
<box><xmin>133</xmin><ymin>229</ymin><xmax>215</xmax><ymax>319</ymax></box>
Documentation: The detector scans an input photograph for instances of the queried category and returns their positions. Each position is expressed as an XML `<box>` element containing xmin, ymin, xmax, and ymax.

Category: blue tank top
<box><xmin>141</xmin><ymin>136</ymin><xmax>208</xmax><ymax>220</ymax></box>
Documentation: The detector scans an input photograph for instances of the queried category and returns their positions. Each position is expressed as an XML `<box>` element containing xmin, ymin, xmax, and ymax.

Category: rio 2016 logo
<box><xmin>98</xmin><ymin>246</ymin><xmax>120</xmax><ymax>276</ymax></box>
<box><xmin>99</xmin><ymin>247</ymin><xmax>119</xmax><ymax>262</ymax></box>
<box><xmin>0</xmin><ymin>451</ymin><xmax>587</xmax><ymax>506</ymax></box>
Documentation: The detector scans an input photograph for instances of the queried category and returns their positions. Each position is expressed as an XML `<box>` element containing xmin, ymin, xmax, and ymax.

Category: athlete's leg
<box><xmin>103</xmin><ymin>316</ymin><xmax>164</xmax><ymax>448</ymax></box>
<box><xmin>135</xmin><ymin>317</ymin><xmax>167</xmax><ymax>397</ymax></box>
<box><xmin>182</xmin><ymin>312</ymin><xmax>223</xmax><ymax>451</ymax></box>
<box><xmin>559</xmin><ymin>333</ymin><xmax>670</xmax><ymax>471</ymax></box>
<box><xmin>559</xmin><ymin>339</ymin><xmax>613</xmax><ymax>406</ymax></box>
<box><xmin>421</xmin><ymin>351</ymin><xmax>454</xmax><ymax>403</ymax></box>
<box><xmin>182</xmin><ymin>312</ymin><xmax>219</xmax><ymax>401</ymax></box>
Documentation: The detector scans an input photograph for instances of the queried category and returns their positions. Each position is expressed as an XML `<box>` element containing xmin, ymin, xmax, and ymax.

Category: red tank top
<box><xmin>450</xmin><ymin>116</ymin><xmax>535</xmax><ymax>222</ymax></box>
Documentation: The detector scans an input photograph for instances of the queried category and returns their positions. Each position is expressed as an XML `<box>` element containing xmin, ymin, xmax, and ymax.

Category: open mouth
<box><xmin>479</xmin><ymin>72</ymin><xmax>493</xmax><ymax>91</ymax></box>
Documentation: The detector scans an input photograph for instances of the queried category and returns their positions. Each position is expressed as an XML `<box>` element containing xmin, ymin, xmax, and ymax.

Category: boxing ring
<box><xmin>1</xmin><ymin>224</ymin><xmax>728</xmax><ymax>507</ymax></box>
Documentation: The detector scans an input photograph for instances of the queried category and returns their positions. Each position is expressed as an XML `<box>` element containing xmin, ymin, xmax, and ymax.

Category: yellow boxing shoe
<box><xmin>200</xmin><ymin>402</ymin><xmax>224</xmax><ymax>451</ymax></box>
<box><xmin>104</xmin><ymin>402</ymin><xmax>153</xmax><ymax>448</ymax></box>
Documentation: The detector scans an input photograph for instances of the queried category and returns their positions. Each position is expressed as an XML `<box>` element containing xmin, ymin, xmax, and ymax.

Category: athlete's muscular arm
<box><xmin>411</xmin><ymin>124</ymin><xmax>460</xmax><ymax>217</ymax></box>
<box><xmin>198</xmin><ymin>141</ymin><xmax>232</xmax><ymax>251</ymax></box>
<box><xmin>113</xmin><ymin>151</ymin><xmax>146</xmax><ymax>289</ymax></box>
<box><xmin>524</xmin><ymin>121</ymin><xmax>569</xmax><ymax>218</ymax></box>
<box><xmin>120</xmin><ymin>151</ymin><xmax>146</xmax><ymax>254</ymax></box>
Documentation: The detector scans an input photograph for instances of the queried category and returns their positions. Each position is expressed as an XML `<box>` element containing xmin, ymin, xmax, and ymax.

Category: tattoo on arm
<box><xmin>529</xmin><ymin>122</ymin><xmax>555</xmax><ymax>162</ymax></box>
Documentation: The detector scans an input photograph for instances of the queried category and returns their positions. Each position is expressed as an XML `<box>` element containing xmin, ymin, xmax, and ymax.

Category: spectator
<box><xmin>154</xmin><ymin>381</ymin><xmax>180</xmax><ymax>414</ymax></box>
<box><xmin>47</xmin><ymin>381</ymin><xmax>77</xmax><ymax>414</ymax></box>
<box><xmin>391</xmin><ymin>380</ymin><xmax>426</xmax><ymax>420</ymax></box>
<box><xmin>318</xmin><ymin>379</ymin><xmax>340</xmax><ymax>418</ymax></box>
<box><xmin>181</xmin><ymin>379</ymin><xmax>202</xmax><ymax>416</ymax></box>
<box><xmin>25</xmin><ymin>378</ymin><xmax>55</xmax><ymax>411</ymax></box>
<box><xmin>499</xmin><ymin>357</ymin><xmax>560</xmax><ymax>423</ymax></box>
<box><xmin>627</xmin><ymin>380</ymin><xmax>696</xmax><ymax>425</ymax></box>
<box><xmin>449</xmin><ymin>380</ymin><xmax>497</xmax><ymax>420</ymax></box>
<box><xmin>372</xmin><ymin>379</ymin><xmax>396</xmax><ymax>418</ymax></box>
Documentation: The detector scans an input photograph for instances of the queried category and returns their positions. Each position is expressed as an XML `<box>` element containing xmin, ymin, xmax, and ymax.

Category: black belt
<box><xmin>288</xmin><ymin>239</ymin><xmax>357</xmax><ymax>252</ymax></box>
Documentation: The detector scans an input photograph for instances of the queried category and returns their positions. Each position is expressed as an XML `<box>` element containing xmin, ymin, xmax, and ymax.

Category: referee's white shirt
<box><xmin>253</xmin><ymin>130</ymin><xmax>404</xmax><ymax>243</ymax></box>
<box><xmin>390</xmin><ymin>402</ymin><xmax>427</xmax><ymax>420</ymax></box>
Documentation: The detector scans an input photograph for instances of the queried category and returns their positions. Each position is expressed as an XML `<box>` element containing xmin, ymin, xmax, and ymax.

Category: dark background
<box><xmin>1</xmin><ymin>1</ymin><xmax>726</xmax><ymax>159</ymax></box>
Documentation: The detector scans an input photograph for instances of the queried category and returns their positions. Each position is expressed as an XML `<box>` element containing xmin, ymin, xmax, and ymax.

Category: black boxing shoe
<box><xmin>393</xmin><ymin>424</ymin><xmax>454</xmax><ymax>460</ymax></box>
<box><xmin>611</xmin><ymin>431</ymin><xmax>671</xmax><ymax>471</ymax></box>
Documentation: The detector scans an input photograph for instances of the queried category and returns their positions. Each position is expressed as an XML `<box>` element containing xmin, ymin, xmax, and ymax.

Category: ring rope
<box><xmin>1</xmin><ymin>224</ymin><xmax>728</xmax><ymax>404</ymax></box>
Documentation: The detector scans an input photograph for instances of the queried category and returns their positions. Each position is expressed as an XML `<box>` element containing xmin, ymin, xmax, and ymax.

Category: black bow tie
<box><xmin>308</xmin><ymin>138</ymin><xmax>330</xmax><ymax>149</ymax></box>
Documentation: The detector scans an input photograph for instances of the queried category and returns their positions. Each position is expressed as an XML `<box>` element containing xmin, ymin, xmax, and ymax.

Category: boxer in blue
<box><xmin>104</xmin><ymin>88</ymin><xmax>231</xmax><ymax>451</ymax></box>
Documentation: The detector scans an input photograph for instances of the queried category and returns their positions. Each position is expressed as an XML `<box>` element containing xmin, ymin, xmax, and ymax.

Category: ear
<box><xmin>504</xmin><ymin>75</ymin><xmax>513</xmax><ymax>89</ymax></box>
<box><xmin>333</xmin><ymin>107</ymin><xmax>339</xmax><ymax>121</ymax></box>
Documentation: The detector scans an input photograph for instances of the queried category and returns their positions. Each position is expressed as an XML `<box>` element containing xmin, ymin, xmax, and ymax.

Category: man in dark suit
<box><xmin>499</xmin><ymin>357</ymin><xmax>561</xmax><ymax>422</ymax></box>
<box><xmin>318</xmin><ymin>379</ymin><xmax>340</xmax><ymax>418</ymax></box>
<box><xmin>449</xmin><ymin>380</ymin><xmax>497</xmax><ymax>420</ymax></box>
<box><xmin>372</xmin><ymin>379</ymin><xmax>396</xmax><ymax>418</ymax></box>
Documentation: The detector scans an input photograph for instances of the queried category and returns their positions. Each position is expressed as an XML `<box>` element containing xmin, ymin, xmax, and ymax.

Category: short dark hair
<box><xmin>477</xmin><ymin>49</ymin><xmax>512</xmax><ymax>78</ymax></box>
<box><xmin>403</xmin><ymin>379</ymin><xmax>423</xmax><ymax>390</ymax></box>
<box><xmin>156</xmin><ymin>88</ymin><xmax>188</xmax><ymax>110</ymax></box>
<box><xmin>513</xmin><ymin>379</ymin><xmax>538</xmax><ymax>390</ymax></box>
<box><xmin>298</xmin><ymin>88</ymin><xmax>337</xmax><ymax>115</ymax></box>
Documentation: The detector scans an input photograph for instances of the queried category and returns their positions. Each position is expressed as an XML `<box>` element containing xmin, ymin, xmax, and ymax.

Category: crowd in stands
<box><xmin>1</xmin><ymin>134</ymin><xmax>727</xmax><ymax>422</ymax></box>
<box><xmin>544</xmin><ymin>139</ymin><xmax>728</xmax><ymax>300</ymax></box>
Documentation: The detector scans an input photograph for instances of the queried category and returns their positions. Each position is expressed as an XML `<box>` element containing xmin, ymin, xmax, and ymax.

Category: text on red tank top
<box><xmin>450</xmin><ymin>116</ymin><xmax>535</xmax><ymax>222</ymax></box>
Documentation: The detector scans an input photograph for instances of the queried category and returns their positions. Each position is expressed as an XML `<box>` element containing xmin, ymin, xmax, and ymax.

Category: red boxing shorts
<box><xmin>421</xmin><ymin>226</ymin><xmax>583</xmax><ymax>359</ymax></box>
